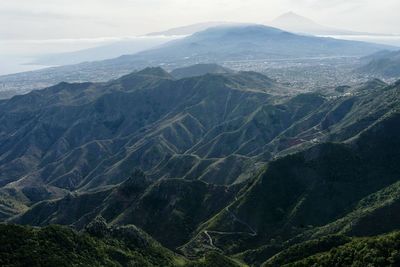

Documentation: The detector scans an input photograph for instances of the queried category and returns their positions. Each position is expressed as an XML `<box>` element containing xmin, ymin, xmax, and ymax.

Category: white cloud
<box><xmin>0</xmin><ymin>0</ymin><xmax>399</xmax><ymax>40</ymax></box>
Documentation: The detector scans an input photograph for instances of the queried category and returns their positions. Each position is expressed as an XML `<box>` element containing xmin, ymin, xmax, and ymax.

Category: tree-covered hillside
<box><xmin>0</xmin><ymin>222</ymin><xmax>243</xmax><ymax>267</ymax></box>
<box><xmin>266</xmin><ymin>231</ymin><xmax>400</xmax><ymax>267</ymax></box>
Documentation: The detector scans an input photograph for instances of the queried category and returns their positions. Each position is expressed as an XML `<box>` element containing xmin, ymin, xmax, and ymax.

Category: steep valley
<box><xmin>0</xmin><ymin>67</ymin><xmax>399</xmax><ymax>266</ymax></box>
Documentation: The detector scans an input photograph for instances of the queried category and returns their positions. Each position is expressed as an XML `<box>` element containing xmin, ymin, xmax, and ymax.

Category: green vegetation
<box><xmin>1</xmin><ymin>69</ymin><xmax>400</xmax><ymax>266</ymax></box>
<box><xmin>262</xmin><ymin>235</ymin><xmax>352</xmax><ymax>266</ymax></box>
<box><xmin>0</xmin><ymin>190</ymin><xmax>28</xmax><ymax>220</ymax></box>
<box><xmin>187</xmin><ymin>252</ymin><xmax>246</xmax><ymax>267</ymax></box>
<box><xmin>0</xmin><ymin>224</ymin><xmax>182</xmax><ymax>267</ymax></box>
<box><xmin>183</xmin><ymin>106</ymin><xmax>400</xmax><ymax>261</ymax></box>
<box><xmin>274</xmin><ymin>231</ymin><xmax>400</xmax><ymax>267</ymax></box>
<box><xmin>14</xmin><ymin>177</ymin><xmax>239</xmax><ymax>249</ymax></box>
<box><xmin>0</xmin><ymin>223</ymin><xmax>244</xmax><ymax>267</ymax></box>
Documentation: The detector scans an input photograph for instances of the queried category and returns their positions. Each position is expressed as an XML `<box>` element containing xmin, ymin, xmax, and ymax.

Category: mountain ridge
<box><xmin>1</xmin><ymin>70</ymin><xmax>399</xmax><ymax>266</ymax></box>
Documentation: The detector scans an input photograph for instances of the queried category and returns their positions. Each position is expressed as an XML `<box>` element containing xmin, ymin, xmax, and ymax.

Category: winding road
<box><xmin>203</xmin><ymin>196</ymin><xmax>257</xmax><ymax>249</ymax></box>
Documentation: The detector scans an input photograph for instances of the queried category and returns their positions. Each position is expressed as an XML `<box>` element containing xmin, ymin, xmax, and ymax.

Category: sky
<box><xmin>1</xmin><ymin>0</ymin><xmax>399</xmax><ymax>41</ymax></box>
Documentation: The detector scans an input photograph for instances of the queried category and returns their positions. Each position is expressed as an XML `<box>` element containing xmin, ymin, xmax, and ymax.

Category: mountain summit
<box><xmin>269</xmin><ymin>12</ymin><xmax>363</xmax><ymax>35</ymax></box>
<box><xmin>137</xmin><ymin>24</ymin><xmax>392</xmax><ymax>63</ymax></box>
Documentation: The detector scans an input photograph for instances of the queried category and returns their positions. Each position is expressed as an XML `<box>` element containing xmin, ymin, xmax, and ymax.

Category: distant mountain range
<box><xmin>136</xmin><ymin>25</ymin><xmax>391</xmax><ymax>62</ymax></box>
<box><xmin>24</xmin><ymin>13</ymin><xmax>399</xmax><ymax>75</ymax></box>
<box><xmin>1</xmin><ymin>67</ymin><xmax>400</xmax><ymax>266</ymax></box>
<box><xmin>27</xmin><ymin>22</ymin><xmax>239</xmax><ymax>67</ymax></box>
<box><xmin>28</xmin><ymin>37</ymin><xmax>179</xmax><ymax>66</ymax></box>
<box><xmin>27</xmin><ymin>22</ymin><xmax>241</xmax><ymax>68</ymax></box>
<box><xmin>0</xmin><ymin>24</ymin><xmax>394</xmax><ymax>96</ymax></box>
<box><xmin>28</xmin><ymin>13</ymin><xmax>392</xmax><ymax>68</ymax></box>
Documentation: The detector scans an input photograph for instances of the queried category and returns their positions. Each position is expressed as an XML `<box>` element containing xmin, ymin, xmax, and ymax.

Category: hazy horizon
<box><xmin>1</xmin><ymin>0</ymin><xmax>400</xmax><ymax>75</ymax></box>
<box><xmin>1</xmin><ymin>0</ymin><xmax>399</xmax><ymax>41</ymax></box>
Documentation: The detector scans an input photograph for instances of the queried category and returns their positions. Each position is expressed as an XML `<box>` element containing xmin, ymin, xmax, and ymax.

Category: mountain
<box><xmin>358</xmin><ymin>50</ymin><xmax>400</xmax><ymax>79</ymax></box>
<box><xmin>0</xmin><ymin>69</ymin><xmax>291</xmax><ymax>200</ymax></box>
<box><xmin>0</xmin><ymin>24</ymin><xmax>394</xmax><ymax>95</ymax></box>
<box><xmin>3</xmin><ymin>69</ymin><xmax>394</xmax><ymax>209</ymax></box>
<box><xmin>182</xmin><ymin>98</ymin><xmax>400</xmax><ymax>263</ymax></box>
<box><xmin>269</xmin><ymin>12</ymin><xmax>368</xmax><ymax>36</ymax></box>
<box><xmin>29</xmin><ymin>37</ymin><xmax>179</xmax><ymax>66</ymax></box>
<box><xmin>1</xmin><ymin>66</ymin><xmax>400</xmax><ymax>265</ymax></box>
<box><xmin>170</xmin><ymin>64</ymin><xmax>234</xmax><ymax>79</ymax></box>
<box><xmin>137</xmin><ymin>25</ymin><xmax>392</xmax><ymax>62</ymax></box>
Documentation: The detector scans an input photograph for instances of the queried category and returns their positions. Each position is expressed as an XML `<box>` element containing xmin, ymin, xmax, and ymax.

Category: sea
<box><xmin>0</xmin><ymin>35</ymin><xmax>177</xmax><ymax>76</ymax></box>
<box><xmin>320</xmin><ymin>34</ymin><xmax>400</xmax><ymax>48</ymax></box>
